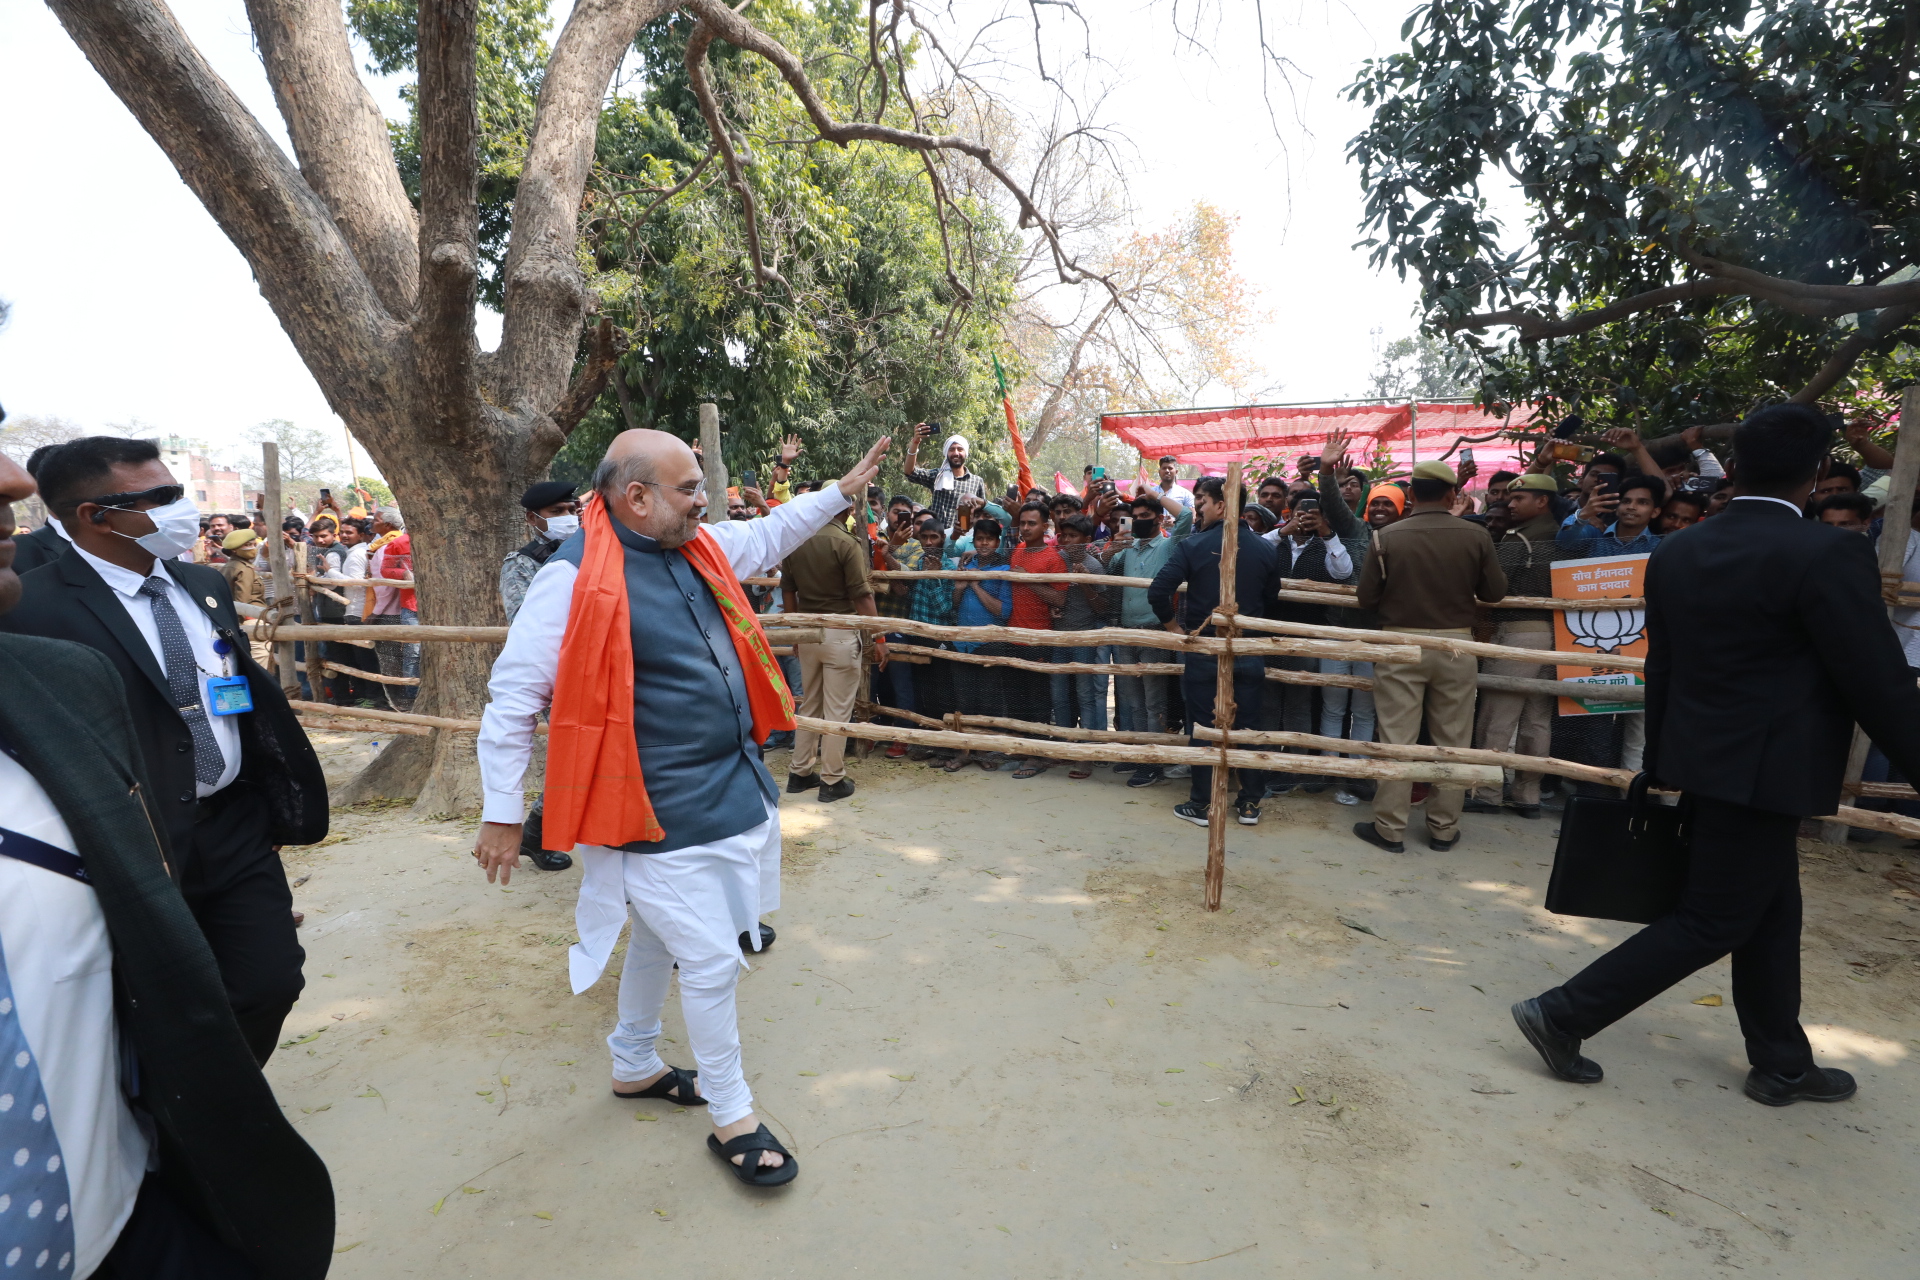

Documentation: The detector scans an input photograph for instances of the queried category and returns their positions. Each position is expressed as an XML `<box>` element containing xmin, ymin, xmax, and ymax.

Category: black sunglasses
<box><xmin>88</xmin><ymin>484</ymin><xmax>186</xmax><ymax>510</ymax></box>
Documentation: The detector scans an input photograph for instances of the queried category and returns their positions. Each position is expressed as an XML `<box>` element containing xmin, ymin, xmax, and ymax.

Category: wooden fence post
<box><xmin>1206</xmin><ymin>462</ymin><xmax>1244</xmax><ymax>911</ymax></box>
<box><xmin>1823</xmin><ymin>383</ymin><xmax>1920</xmax><ymax>842</ymax></box>
<box><xmin>700</xmin><ymin>402</ymin><xmax>727</xmax><ymax>523</ymax></box>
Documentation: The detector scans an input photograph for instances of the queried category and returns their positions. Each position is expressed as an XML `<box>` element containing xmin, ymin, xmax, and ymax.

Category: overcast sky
<box><xmin>0</xmin><ymin>0</ymin><xmax>1426</xmax><ymax>462</ymax></box>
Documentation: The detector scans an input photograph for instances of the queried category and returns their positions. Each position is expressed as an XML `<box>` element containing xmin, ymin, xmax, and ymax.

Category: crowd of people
<box><xmin>684</xmin><ymin>416</ymin><xmax>1917</xmax><ymax>845</ymax></box>
<box><xmin>3</xmin><ymin>401</ymin><xmax>1916</xmax><ymax>1268</ymax></box>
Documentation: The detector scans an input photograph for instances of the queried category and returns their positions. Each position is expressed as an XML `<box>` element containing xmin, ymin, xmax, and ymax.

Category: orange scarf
<box><xmin>542</xmin><ymin>495</ymin><xmax>796</xmax><ymax>850</ymax></box>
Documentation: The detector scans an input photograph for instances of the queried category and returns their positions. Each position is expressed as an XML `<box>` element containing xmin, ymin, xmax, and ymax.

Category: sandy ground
<box><xmin>275</xmin><ymin>732</ymin><xmax>1920</xmax><ymax>1278</ymax></box>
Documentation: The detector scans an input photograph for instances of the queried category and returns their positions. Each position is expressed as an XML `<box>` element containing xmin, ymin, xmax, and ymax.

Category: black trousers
<box><xmin>1183</xmin><ymin>657</ymin><xmax>1269</xmax><ymax>806</ymax></box>
<box><xmin>180</xmin><ymin>784</ymin><xmax>306</xmax><ymax>1065</ymax></box>
<box><xmin>323</xmin><ymin>623</ymin><xmax>382</xmax><ymax>705</ymax></box>
<box><xmin>96</xmin><ymin>1176</ymin><xmax>256</xmax><ymax>1279</ymax></box>
<box><xmin>1539</xmin><ymin>795</ymin><xmax>1814</xmax><ymax>1076</ymax></box>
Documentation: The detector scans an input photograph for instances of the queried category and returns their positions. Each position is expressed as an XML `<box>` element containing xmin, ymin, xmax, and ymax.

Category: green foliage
<box><xmin>1348</xmin><ymin>0</ymin><xmax>1920</xmax><ymax>428</ymax></box>
<box><xmin>563</xmin><ymin>3</ymin><xmax>1018</xmax><ymax>487</ymax></box>
<box><xmin>348</xmin><ymin>0</ymin><xmax>1019</xmax><ymax>488</ymax></box>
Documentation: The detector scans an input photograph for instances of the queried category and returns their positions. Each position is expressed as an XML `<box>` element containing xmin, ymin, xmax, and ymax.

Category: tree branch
<box><xmin>1687</xmin><ymin>253</ymin><xmax>1920</xmax><ymax>310</ymax></box>
<box><xmin>496</xmin><ymin>0</ymin><xmax>672</xmax><ymax>414</ymax></box>
<box><xmin>1444</xmin><ymin>280</ymin><xmax>1745</xmax><ymax>339</ymax></box>
<box><xmin>44</xmin><ymin>0</ymin><xmax>396</xmax><ymax>394</ymax></box>
<box><xmin>685</xmin><ymin>19</ymin><xmax>788</xmax><ymax>290</ymax></box>
<box><xmin>1791</xmin><ymin>305</ymin><xmax>1919</xmax><ymax>404</ymax></box>
<box><xmin>244</xmin><ymin>0</ymin><xmax>420</xmax><ymax>318</ymax></box>
<box><xmin>550</xmin><ymin>318</ymin><xmax>619</xmax><ymax>435</ymax></box>
<box><xmin>414</xmin><ymin>0</ymin><xmax>482</xmax><ymax>435</ymax></box>
<box><xmin>681</xmin><ymin>0</ymin><xmax>1099</xmax><ymax>291</ymax></box>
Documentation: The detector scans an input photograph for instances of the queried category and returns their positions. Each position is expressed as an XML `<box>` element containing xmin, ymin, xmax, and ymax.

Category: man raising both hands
<box><xmin>476</xmin><ymin>431</ymin><xmax>889</xmax><ymax>1187</ymax></box>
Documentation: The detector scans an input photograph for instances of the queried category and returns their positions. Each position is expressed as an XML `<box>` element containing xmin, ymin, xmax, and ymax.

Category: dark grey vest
<box><xmin>555</xmin><ymin>520</ymin><xmax>777</xmax><ymax>854</ymax></box>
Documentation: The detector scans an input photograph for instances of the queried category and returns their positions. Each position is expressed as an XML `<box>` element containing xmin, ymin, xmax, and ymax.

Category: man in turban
<box><xmin>475</xmin><ymin>430</ymin><xmax>888</xmax><ymax>1188</ymax></box>
<box><xmin>904</xmin><ymin>425</ymin><xmax>987</xmax><ymax>532</ymax></box>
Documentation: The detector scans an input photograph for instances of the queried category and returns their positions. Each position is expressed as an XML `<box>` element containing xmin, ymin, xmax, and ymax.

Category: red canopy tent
<box><xmin>1100</xmin><ymin>400</ymin><xmax>1542</xmax><ymax>479</ymax></box>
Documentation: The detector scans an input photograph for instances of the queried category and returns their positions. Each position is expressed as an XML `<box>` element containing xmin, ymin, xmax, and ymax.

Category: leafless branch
<box><xmin>682</xmin><ymin>0</ymin><xmax>1103</xmax><ymax>293</ymax></box>
<box><xmin>1791</xmin><ymin>305</ymin><xmax>1919</xmax><ymax>404</ymax></box>
<box><xmin>685</xmin><ymin>19</ymin><xmax>789</xmax><ymax>290</ymax></box>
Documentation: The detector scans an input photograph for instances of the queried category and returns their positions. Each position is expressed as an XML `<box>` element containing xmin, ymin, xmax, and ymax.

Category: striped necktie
<box><xmin>137</xmin><ymin>577</ymin><xmax>224</xmax><ymax>788</ymax></box>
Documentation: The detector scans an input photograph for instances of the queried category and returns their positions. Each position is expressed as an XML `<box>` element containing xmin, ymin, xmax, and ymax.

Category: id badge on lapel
<box><xmin>207</xmin><ymin>674</ymin><xmax>254</xmax><ymax>715</ymax></box>
<box><xmin>207</xmin><ymin>631</ymin><xmax>253</xmax><ymax>715</ymax></box>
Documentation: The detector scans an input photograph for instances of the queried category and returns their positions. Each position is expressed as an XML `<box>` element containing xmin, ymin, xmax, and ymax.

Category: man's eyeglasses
<box><xmin>639</xmin><ymin>479</ymin><xmax>705</xmax><ymax>498</ymax></box>
<box><xmin>87</xmin><ymin>484</ymin><xmax>185</xmax><ymax>510</ymax></box>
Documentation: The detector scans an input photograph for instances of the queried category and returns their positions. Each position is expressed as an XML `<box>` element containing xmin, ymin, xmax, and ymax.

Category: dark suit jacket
<box><xmin>10</xmin><ymin>522</ymin><xmax>67</xmax><ymax>575</ymax></box>
<box><xmin>1147</xmin><ymin>520</ymin><xmax>1283</xmax><ymax>633</ymax></box>
<box><xmin>1643</xmin><ymin>499</ymin><xmax>1920</xmax><ymax>815</ymax></box>
<box><xmin>0</xmin><ymin>633</ymin><xmax>334</xmax><ymax>1277</ymax></box>
<box><xmin>0</xmin><ymin>551</ymin><xmax>328</xmax><ymax>858</ymax></box>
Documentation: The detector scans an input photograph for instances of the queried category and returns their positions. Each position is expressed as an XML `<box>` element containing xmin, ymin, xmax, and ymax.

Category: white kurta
<box><xmin>477</xmin><ymin>487</ymin><xmax>854</xmax><ymax>992</ymax></box>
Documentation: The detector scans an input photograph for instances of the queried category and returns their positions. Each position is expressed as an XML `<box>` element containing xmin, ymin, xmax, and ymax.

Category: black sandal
<box><xmin>707</xmin><ymin>1124</ymin><xmax>798</xmax><ymax>1187</ymax></box>
<box><xmin>613</xmin><ymin>1065</ymin><xmax>708</xmax><ymax>1106</ymax></box>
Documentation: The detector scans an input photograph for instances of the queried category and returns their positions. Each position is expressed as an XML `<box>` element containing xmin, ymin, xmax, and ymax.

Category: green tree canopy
<box><xmin>1348</xmin><ymin>0</ymin><xmax>1920</xmax><ymax>432</ymax></box>
<box><xmin>350</xmin><ymin>0</ymin><xmax>1021</xmax><ymax>492</ymax></box>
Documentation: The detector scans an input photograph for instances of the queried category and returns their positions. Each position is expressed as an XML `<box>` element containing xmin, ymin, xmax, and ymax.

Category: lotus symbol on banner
<box><xmin>1564</xmin><ymin>605</ymin><xmax>1645</xmax><ymax>654</ymax></box>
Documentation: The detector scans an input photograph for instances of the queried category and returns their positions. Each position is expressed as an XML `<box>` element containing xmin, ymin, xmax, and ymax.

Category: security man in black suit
<box><xmin>1514</xmin><ymin>404</ymin><xmax>1920</xmax><ymax>1106</ymax></box>
<box><xmin>8</xmin><ymin>444</ymin><xmax>71</xmax><ymax>574</ymax></box>
<box><xmin>0</xmin><ymin>439</ymin><xmax>334</xmax><ymax>1276</ymax></box>
<box><xmin>2</xmin><ymin>437</ymin><xmax>327</xmax><ymax>1063</ymax></box>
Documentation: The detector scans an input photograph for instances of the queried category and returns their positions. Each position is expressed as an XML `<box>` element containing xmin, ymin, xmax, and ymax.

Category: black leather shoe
<box><xmin>818</xmin><ymin>778</ymin><xmax>856</xmax><ymax>802</ymax></box>
<box><xmin>740</xmin><ymin>924</ymin><xmax>776</xmax><ymax>953</ymax></box>
<box><xmin>1744</xmin><ymin>1065</ymin><xmax>1856</xmax><ymax>1107</ymax></box>
<box><xmin>1351</xmin><ymin>821</ymin><xmax>1405</xmax><ymax>854</ymax></box>
<box><xmin>1428</xmin><ymin>830</ymin><xmax>1460</xmax><ymax>852</ymax></box>
<box><xmin>1508</xmin><ymin>803</ymin><xmax>1543</xmax><ymax>820</ymax></box>
<box><xmin>786</xmin><ymin>772</ymin><xmax>821</xmax><ymax>793</ymax></box>
<box><xmin>1462</xmin><ymin>797</ymin><xmax>1506</xmax><ymax>815</ymax></box>
<box><xmin>528</xmin><ymin>849</ymin><xmax>573</xmax><ymax>871</ymax></box>
<box><xmin>1511</xmin><ymin>998</ymin><xmax>1602</xmax><ymax>1083</ymax></box>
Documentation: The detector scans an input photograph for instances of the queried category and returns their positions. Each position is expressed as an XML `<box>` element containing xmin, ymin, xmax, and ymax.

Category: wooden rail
<box><xmin>1214</xmin><ymin>613</ymin><xmax>1647</xmax><ymax>674</ymax></box>
<box><xmin>776</xmin><ymin>611</ymin><xmax>1423</xmax><ymax>664</ymax></box>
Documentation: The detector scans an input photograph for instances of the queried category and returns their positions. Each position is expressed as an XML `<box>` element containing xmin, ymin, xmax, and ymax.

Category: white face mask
<box><xmin>109</xmin><ymin>495</ymin><xmax>203</xmax><ymax>560</ymax></box>
<box><xmin>540</xmin><ymin>513</ymin><xmax>580</xmax><ymax>542</ymax></box>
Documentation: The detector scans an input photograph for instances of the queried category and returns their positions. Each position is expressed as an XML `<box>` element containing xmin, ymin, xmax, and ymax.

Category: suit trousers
<box><xmin>179</xmin><ymin>783</ymin><xmax>306</xmax><ymax>1065</ymax></box>
<box><xmin>1370</xmin><ymin>629</ymin><xmax>1478</xmax><ymax>842</ymax></box>
<box><xmin>1183</xmin><ymin>656</ymin><xmax>1268</xmax><ymax>806</ymax></box>
<box><xmin>792</xmin><ymin>628</ymin><xmax>863</xmax><ymax>783</ymax></box>
<box><xmin>1538</xmin><ymin>796</ymin><xmax>1813</xmax><ymax>1075</ymax></box>
<box><xmin>1471</xmin><ymin>623</ymin><xmax>1555</xmax><ymax>804</ymax></box>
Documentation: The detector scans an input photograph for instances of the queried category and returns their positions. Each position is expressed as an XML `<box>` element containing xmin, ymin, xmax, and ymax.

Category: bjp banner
<box><xmin>1550</xmin><ymin>552</ymin><xmax>1649</xmax><ymax>715</ymax></box>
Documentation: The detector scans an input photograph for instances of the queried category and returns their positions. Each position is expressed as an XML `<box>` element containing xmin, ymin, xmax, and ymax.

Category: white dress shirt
<box><xmin>478</xmin><ymin>486</ymin><xmax>854</xmax><ymax>826</ymax></box>
<box><xmin>0</xmin><ymin>754</ymin><xmax>149</xmax><ymax>1279</ymax></box>
<box><xmin>71</xmin><ymin>545</ymin><xmax>242</xmax><ymax>795</ymax></box>
<box><xmin>337</xmin><ymin>542</ymin><xmax>372</xmax><ymax>619</ymax></box>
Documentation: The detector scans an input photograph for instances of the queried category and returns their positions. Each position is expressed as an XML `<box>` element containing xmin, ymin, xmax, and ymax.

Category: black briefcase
<box><xmin>1544</xmin><ymin>773</ymin><xmax>1692</xmax><ymax>924</ymax></box>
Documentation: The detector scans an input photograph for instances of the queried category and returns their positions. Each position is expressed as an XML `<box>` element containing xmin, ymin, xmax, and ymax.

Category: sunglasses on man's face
<box><xmin>88</xmin><ymin>484</ymin><xmax>186</xmax><ymax>510</ymax></box>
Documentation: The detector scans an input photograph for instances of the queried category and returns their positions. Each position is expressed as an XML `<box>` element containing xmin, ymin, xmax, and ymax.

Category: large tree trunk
<box><xmin>328</xmin><ymin>426</ymin><xmax>549</xmax><ymax>812</ymax></box>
